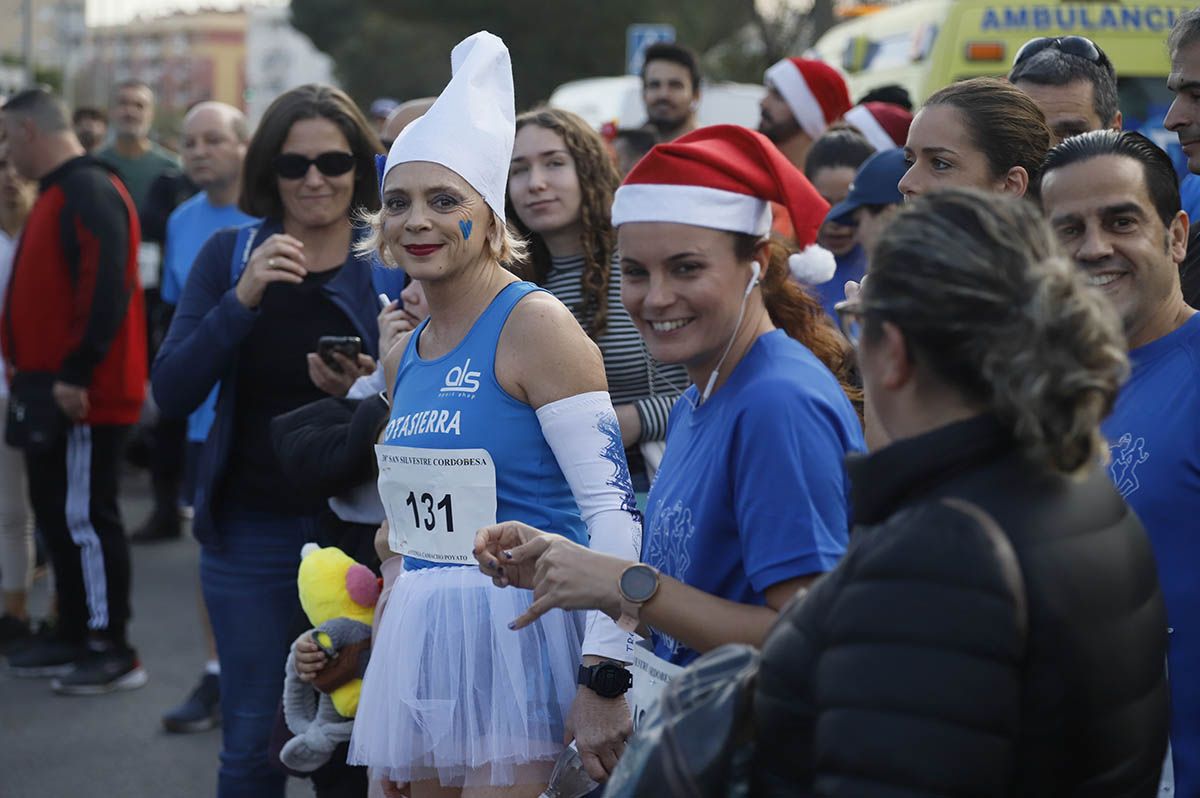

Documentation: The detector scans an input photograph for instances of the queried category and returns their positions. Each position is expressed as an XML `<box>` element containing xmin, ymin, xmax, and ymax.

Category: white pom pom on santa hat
<box><xmin>611</xmin><ymin>123</ymin><xmax>837</xmax><ymax>285</ymax></box>
<box><xmin>788</xmin><ymin>244</ymin><xmax>837</xmax><ymax>285</ymax></box>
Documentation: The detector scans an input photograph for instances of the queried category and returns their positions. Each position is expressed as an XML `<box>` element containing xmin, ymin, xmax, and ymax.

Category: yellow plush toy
<box><xmin>297</xmin><ymin>542</ymin><xmax>380</xmax><ymax>716</ymax></box>
<box><xmin>281</xmin><ymin>543</ymin><xmax>381</xmax><ymax>772</ymax></box>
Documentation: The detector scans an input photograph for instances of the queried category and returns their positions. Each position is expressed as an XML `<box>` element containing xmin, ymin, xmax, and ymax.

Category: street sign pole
<box><xmin>626</xmin><ymin>24</ymin><xmax>677</xmax><ymax>76</ymax></box>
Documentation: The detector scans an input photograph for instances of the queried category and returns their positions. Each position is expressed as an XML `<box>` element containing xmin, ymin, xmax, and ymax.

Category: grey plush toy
<box><xmin>279</xmin><ymin>616</ymin><xmax>372</xmax><ymax>772</ymax></box>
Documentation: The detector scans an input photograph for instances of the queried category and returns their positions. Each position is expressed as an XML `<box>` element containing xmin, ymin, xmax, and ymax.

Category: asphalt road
<box><xmin>0</xmin><ymin>469</ymin><xmax>307</xmax><ymax>798</ymax></box>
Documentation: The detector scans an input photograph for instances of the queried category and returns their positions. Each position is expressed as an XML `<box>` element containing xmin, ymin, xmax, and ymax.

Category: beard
<box><xmin>758</xmin><ymin>112</ymin><xmax>802</xmax><ymax>144</ymax></box>
<box><xmin>647</xmin><ymin>105</ymin><xmax>690</xmax><ymax>134</ymax></box>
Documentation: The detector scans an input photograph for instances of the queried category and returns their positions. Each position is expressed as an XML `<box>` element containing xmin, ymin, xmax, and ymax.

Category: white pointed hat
<box><xmin>381</xmin><ymin>31</ymin><xmax>515</xmax><ymax>222</ymax></box>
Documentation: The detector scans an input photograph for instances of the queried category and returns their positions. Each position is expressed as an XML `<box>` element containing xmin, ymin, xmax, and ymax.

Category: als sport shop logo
<box><xmin>441</xmin><ymin>358</ymin><xmax>481</xmax><ymax>395</ymax></box>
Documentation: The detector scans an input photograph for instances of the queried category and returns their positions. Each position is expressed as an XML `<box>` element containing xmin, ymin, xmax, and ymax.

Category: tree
<box><xmin>290</xmin><ymin>0</ymin><xmax>764</xmax><ymax>109</ymax></box>
<box><xmin>706</xmin><ymin>0</ymin><xmax>840</xmax><ymax>83</ymax></box>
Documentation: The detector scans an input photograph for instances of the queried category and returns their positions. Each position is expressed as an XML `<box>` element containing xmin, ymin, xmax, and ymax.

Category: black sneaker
<box><xmin>51</xmin><ymin>644</ymin><xmax>148</xmax><ymax>695</ymax></box>
<box><xmin>6</xmin><ymin>635</ymin><xmax>85</xmax><ymax>677</ymax></box>
<box><xmin>0</xmin><ymin>614</ymin><xmax>32</xmax><ymax>654</ymax></box>
<box><xmin>162</xmin><ymin>672</ymin><xmax>221</xmax><ymax>733</ymax></box>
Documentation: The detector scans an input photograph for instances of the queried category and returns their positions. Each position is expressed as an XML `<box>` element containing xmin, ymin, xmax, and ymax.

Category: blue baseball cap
<box><xmin>826</xmin><ymin>147</ymin><xmax>908</xmax><ymax>226</ymax></box>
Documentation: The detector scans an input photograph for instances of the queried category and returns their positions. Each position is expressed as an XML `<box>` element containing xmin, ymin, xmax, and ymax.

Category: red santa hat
<box><xmin>611</xmin><ymin>124</ymin><xmax>836</xmax><ymax>285</ymax></box>
<box><xmin>843</xmin><ymin>102</ymin><xmax>914</xmax><ymax>151</ymax></box>
<box><xmin>764</xmin><ymin>57</ymin><xmax>852</xmax><ymax>140</ymax></box>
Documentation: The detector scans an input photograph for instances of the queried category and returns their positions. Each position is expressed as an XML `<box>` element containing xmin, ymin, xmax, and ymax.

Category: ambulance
<box><xmin>810</xmin><ymin>0</ymin><xmax>1191</xmax><ymax>155</ymax></box>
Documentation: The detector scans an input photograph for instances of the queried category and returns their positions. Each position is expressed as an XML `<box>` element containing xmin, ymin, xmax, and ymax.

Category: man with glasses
<box><xmin>1008</xmin><ymin>35</ymin><xmax>1122</xmax><ymax>146</ymax></box>
<box><xmin>1039</xmin><ymin>129</ymin><xmax>1200</xmax><ymax>798</ymax></box>
<box><xmin>1166</xmin><ymin>9</ymin><xmax>1200</xmax><ymax>307</ymax></box>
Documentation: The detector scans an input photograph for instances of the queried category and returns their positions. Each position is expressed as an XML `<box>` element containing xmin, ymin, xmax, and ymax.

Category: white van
<box><xmin>548</xmin><ymin>75</ymin><xmax>766</xmax><ymax>131</ymax></box>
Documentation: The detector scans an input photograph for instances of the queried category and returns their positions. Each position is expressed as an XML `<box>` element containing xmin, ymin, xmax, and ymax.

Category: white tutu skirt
<box><xmin>348</xmin><ymin>566</ymin><xmax>585</xmax><ymax>788</ymax></box>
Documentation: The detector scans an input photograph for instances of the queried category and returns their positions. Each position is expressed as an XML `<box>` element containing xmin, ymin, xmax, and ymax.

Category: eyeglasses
<box><xmin>834</xmin><ymin>299</ymin><xmax>866</xmax><ymax>348</ymax></box>
<box><xmin>1012</xmin><ymin>36</ymin><xmax>1113</xmax><ymax>73</ymax></box>
<box><xmin>272</xmin><ymin>151</ymin><xmax>356</xmax><ymax>180</ymax></box>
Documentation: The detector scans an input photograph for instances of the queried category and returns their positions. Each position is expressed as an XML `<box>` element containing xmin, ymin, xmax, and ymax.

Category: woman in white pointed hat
<box><xmin>336</xmin><ymin>32</ymin><xmax>641</xmax><ymax>795</ymax></box>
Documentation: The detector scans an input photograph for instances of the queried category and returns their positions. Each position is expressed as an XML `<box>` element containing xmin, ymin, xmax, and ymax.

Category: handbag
<box><xmin>6</xmin><ymin>372</ymin><xmax>67</xmax><ymax>453</ymax></box>
<box><xmin>605</xmin><ymin>643</ymin><xmax>758</xmax><ymax>798</ymax></box>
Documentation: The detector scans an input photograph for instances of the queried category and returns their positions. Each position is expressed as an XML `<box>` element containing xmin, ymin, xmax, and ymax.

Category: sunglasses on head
<box><xmin>273</xmin><ymin>151</ymin><xmax>356</xmax><ymax>180</ymax></box>
<box><xmin>1013</xmin><ymin>36</ymin><xmax>1112</xmax><ymax>71</ymax></box>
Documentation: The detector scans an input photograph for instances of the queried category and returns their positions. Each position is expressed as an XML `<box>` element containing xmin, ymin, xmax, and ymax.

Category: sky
<box><xmin>87</xmin><ymin>0</ymin><xmax>285</xmax><ymax>27</ymax></box>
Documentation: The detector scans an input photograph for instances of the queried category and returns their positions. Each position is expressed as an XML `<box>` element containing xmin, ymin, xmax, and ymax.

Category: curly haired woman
<box><xmin>506</xmin><ymin>107</ymin><xmax>687</xmax><ymax>485</ymax></box>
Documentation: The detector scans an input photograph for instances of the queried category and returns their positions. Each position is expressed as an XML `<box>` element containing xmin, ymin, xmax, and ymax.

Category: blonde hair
<box><xmin>354</xmin><ymin>204</ymin><xmax>528</xmax><ymax>269</ymax></box>
<box><xmin>866</xmin><ymin>188</ymin><xmax>1128</xmax><ymax>474</ymax></box>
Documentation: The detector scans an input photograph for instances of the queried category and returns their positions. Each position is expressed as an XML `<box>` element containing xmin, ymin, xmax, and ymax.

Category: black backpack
<box><xmin>605</xmin><ymin>644</ymin><xmax>759</xmax><ymax>798</ymax></box>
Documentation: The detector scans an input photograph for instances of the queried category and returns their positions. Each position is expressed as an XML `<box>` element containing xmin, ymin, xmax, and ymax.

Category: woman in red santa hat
<box><xmin>473</xmin><ymin>124</ymin><xmax>865</xmax><ymax>733</ymax></box>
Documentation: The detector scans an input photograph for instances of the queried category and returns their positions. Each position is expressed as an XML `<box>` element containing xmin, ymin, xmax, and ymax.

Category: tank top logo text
<box><xmin>442</xmin><ymin>358</ymin><xmax>481</xmax><ymax>395</ymax></box>
<box><xmin>385</xmin><ymin>409</ymin><xmax>463</xmax><ymax>439</ymax></box>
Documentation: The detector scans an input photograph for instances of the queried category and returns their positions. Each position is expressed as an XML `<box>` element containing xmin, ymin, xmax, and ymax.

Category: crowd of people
<box><xmin>0</xmin><ymin>12</ymin><xmax>1197</xmax><ymax>798</ymax></box>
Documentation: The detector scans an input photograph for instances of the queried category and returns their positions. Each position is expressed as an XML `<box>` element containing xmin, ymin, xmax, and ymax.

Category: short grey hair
<box><xmin>1170</xmin><ymin>8</ymin><xmax>1200</xmax><ymax>58</ymax></box>
<box><xmin>2</xmin><ymin>87</ymin><xmax>70</xmax><ymax>133</ymax></box>
<box><xmin>184</xmin><ymin>101</ymin><xmax>250</xmax><ymax>143</ymax></box>
<box><xmin>1009</xmin><ymin>48</ymin><xmax>1119</xmax><ymax>127</ymax></box>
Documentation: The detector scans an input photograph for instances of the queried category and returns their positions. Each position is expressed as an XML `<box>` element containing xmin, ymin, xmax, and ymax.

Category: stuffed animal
<box><xmin>280</xmin><ymin>543</ymin><xmax>381</xmax><ymax>772</ymax></box>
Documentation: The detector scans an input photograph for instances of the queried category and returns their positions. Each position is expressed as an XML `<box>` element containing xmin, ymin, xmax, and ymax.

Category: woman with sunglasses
<box><xmin>473</xmin><ymin>126</ymin><xmax>863</xmax><ymax>741</ymax></box>
<box><xmin>899</xmin><ymin>77</ymin><xmax>1052</xmax><ymax>199</ymax></box>
<box><xmin>152</xmin><ymin>84</ymin><xmax>385</xmax><ymax>798</ymax></box>
<box><xmin>507</xmin><ymin>107</ymin><xmax>687</xmax><ymax>485</ymax></box>
<box><xmin>749</xmin><ymin>188</ymin><xmax>1167</xmax><ymax>795</ymax></box>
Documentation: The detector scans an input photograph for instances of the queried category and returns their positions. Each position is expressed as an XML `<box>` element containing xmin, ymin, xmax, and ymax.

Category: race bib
<box><xmin>629</xmin><ymin>642</ymin><xmax>684</xmax><ymax>731</ymax></box>
<box><xmin>375</xmin><ymin>445</ymin><xmax>497</xmax><ymax>564</ymax></box>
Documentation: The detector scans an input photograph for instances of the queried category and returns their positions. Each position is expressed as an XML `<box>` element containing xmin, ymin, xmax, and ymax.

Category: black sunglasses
<box><xmin>1012</xmin><ymin>36</ymin><xmax>1113</xmax><ymax>72</ymax></box>
<box><xmin>273</xmin><ymin>151</ymin><xmax>356</xmax><ymax>180</ymax></box>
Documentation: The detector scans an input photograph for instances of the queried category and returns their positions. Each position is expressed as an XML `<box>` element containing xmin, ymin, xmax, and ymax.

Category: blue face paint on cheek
<box><xmin>459</xmin><ymin>219</ymin><xmax>473</xmax><ymax>241</ymax></box>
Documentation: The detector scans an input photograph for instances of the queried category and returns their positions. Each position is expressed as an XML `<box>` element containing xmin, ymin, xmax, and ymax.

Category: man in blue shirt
<box><xmin>1040</xmin><ymin>129</ymin><xmax>1199</xmax><ymax>796</ymax></box>
<box><xmin>154</xmin><ymin>101</ymin><xmax>256</xmax><ymax>736</ymax></box>
<box><xmin>1166</xmin><ymin>10</ymin><xmax>1200</xmax><ymax>307</ymax></box>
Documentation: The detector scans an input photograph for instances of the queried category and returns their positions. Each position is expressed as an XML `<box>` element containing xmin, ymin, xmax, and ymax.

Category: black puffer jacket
<box><xmin>753</xmin><ymin>414</ymin><xmax>1168</xmax><ymax>797</ymax></box>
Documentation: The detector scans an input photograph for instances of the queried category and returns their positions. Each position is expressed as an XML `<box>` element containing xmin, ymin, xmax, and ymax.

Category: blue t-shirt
<box><xmin>642</xmin><ymin>330</ymin><xmax>864</xmax><ymax>666</ymax></box>
<box><xmin>161</xmin><ymin>192</ymin><xmax>257</xmax><ymax>305</ymax></box>
<box><xmin>1102</xmin><ymin>312</ymin><xmax>1200</xmax><ymax>794</ymax></box>
<box><xmin>161</xmin><ymin>193</ymin><xmax>257</xmax><ymax>442</ymax></box>
<box><xmin>813</xmin><ymin>244</ymin><xmax>867</xmax><ymax>320</ymax></box>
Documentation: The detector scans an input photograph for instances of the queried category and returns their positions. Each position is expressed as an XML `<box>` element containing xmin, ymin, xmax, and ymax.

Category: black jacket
<box><xmin>753</xmin><ymin>414</ymin><xmax>1169</xmax><ymax>797</ymax></box>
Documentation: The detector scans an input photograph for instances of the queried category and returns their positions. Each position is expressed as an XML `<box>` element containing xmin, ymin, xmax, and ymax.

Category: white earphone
<box><xmin>745</xmin><ymin>261</ymin><xmax>762</xmax><ymax>296</ymax></box>
<box><xmin>700</xmin><ymin>261</ymin><xmax>763</xmax><ymax>404</ymax></box>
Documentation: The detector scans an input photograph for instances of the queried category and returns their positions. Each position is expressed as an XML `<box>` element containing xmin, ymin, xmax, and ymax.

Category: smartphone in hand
<box><xmin>317</xmin><ymin>336</ymin><xmax>363</xmax><ymax>374</ymax></box>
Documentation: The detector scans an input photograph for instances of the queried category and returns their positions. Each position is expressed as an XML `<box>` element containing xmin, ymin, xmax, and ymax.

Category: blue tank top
<box><xmin>384</xmin><ymin>281</ymin><xmax>586</xmax><ymax>570</ymax></box>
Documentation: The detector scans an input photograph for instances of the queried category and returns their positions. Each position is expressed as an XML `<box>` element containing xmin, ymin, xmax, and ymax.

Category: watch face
<box><xmin>595</xmin><ymin>663</ymin><xmax>632</xmax><ymax>697</ymax></box>
<box><xmin>620</xmin><ymin>564</ymin><xmax>658</xmax><ymax>602</ymax></box>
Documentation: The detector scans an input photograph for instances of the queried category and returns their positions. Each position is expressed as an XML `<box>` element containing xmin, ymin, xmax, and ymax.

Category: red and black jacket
<box><xmin>2</xmin><ymin>155</ymin><xmax>146</xmax><ymax>425</ymax></box>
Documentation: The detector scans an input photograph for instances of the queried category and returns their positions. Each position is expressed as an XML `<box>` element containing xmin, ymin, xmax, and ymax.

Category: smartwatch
<box><xmin>617</xmin><ymin>563</ymin><xmax>660</xmax><ymax>632</ymax></box>
<box><xmin>577</xmin><ymin>661</ymin><xmax>633</xmax><ymax>698</ymax></box>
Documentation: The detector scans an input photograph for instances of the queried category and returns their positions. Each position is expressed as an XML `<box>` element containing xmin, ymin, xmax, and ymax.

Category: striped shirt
<box><xmin>542</xmin><ymin>254</ymin><xmax>687</xmax><ymax>442</ymax></box>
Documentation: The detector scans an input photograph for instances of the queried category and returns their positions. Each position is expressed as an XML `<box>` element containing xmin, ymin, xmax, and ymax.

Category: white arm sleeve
<box><xmin>537</xmin><ymin>390</ymin><xmax>643</xmax><ymax>663</ymax></box>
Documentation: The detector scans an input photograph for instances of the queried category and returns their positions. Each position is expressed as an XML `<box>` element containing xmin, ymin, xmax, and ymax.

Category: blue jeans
<box><xmin>201</xmin><ymin>509</ymin><xmax>319</xmax><ymax>798</ymax></box>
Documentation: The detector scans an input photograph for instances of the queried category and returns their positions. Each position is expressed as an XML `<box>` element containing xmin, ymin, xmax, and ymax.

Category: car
<box><xmin>548</xmin><ymin>75</ymin><xmax>766</xmax><ymax>131</ymax></box>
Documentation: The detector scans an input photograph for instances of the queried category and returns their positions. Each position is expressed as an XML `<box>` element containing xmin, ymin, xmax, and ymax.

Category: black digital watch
<box><xmin>576</xmin><ymin>661</ymin><xmax>633</xmax><ymax>698</ymax></box>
